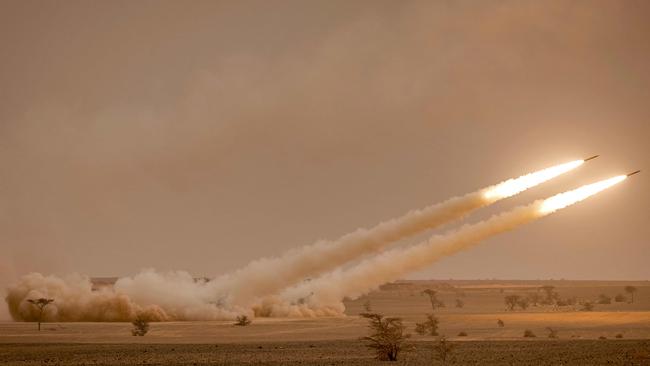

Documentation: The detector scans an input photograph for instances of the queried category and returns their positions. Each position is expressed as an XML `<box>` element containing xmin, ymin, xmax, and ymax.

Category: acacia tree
<box><xmin>360</xmin><ymin>312</ymin><xmax>410</xmax><ymax>361</ymax></box>
<box><xmin>540</xmin><ymin>286</ymin><xmax>558</xmax><ymax>305</ymax></box>
<box><xmin>415</xmin><ymin>314</ymin><xmax>439</xmax><ymax>336</ymax></box>
<box><xmin>624</xmin><ymin>286</ymin><xmax>637</xmax><ymax>303</ymax></box>
<box><xmin>422</xmin><ymin>289</ymin><xmax>445</xmax><ymax>311</ymax></box>
<box><xmin>27</xmin><ymin>298</ymin><xmax>54</xmax><ymax>331</ymax></box>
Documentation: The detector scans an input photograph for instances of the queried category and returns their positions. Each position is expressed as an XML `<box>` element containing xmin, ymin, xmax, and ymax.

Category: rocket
<box><xmin>584</xmin><ymin>155</ymin><xmax>599</xmax><ymax>162</ymax></box>
<box><xmin>627</xmin><ymin>170</ymin><xmax>641</xmax><ymax>177</ymax></box>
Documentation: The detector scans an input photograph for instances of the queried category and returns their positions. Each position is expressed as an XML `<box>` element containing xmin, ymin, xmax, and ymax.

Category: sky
<box><xmin>1</xmin><ymin>0</ymin><xmax>648</xmax><ymax>285</ymax></box>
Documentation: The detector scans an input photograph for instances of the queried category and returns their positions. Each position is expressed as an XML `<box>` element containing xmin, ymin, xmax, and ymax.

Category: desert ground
<box><xmin>2</xmin><ymin>280</ymin><xmax>650</xmax><ymax>365</ymax></box>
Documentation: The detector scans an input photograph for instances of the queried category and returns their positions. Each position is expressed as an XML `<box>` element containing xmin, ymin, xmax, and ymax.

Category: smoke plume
<box><xmin>211</xmin><ymin>159</ymin><xmax>584</xmax><ymax>307</ymax></box>
<box><xmin>260</xmin><ymin>175</ymin><xmax>626</xmax><ymax>316</ymax></box>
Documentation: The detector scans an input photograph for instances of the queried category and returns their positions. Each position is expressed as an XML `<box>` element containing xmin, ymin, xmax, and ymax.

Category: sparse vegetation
<box><xmin>504</xmin><ymin>295</ymin><xmax>521</xmax><ymax>311</ymax></box>
<box><xmin>27</xmin><ymin>298</ymin><xmax>54</xmax><ymax>331</ymax></box>
<box><xmin>526</xmin><ymin>292</ymin><xmax>541</xmax><ymax>307</ymax></box>
<box><xmin>415</xmin><ymin>313</ymin><xmax>439</xmax><ymax>336</ymax></box>
<box><xmin>581</xmin><ymin>301</ymin><xmax>595</xmax><ymax>312</ymax></box>
<box><xmin>624</xmin><ymin>286</ymin><xmax>637</xmax><ymax>303</ymax></box>
<box><xmin>546</xmin><ymin>327</ymin><xmax>558</xmax><ymax>339</ymax></box>
<box><xmin>597</xmin><ymin>294</ymin><xmax>612</xmax><ymax>304</ymax></box>
<box><xmin>432</xmin><ymin>336</ymin><xmax>455</xmax><ymax>363</ymax></box>
<box><xmin>504</xmin><ymin>295</ymin><xmax>529</xmax><ymax>310</ymax></box>
<box><xmin>422</xmin><ymin>289</ymin><xmax>445</xmax><ymax>310</ymax></box>
<box><xmin>523</xmin><ymin>329</ymin><xmax>536</xmax><ymax>338</ymax></box>
<box><xmin>360</xmin><ymin>312</ymin><xmax>410</xmax><ymax>361</ymax></box>
<box><xmin>540</xmin><ymin>285</ymin><xmax>559</xmax><ymax>305</ymax></box>
<box><xmin>614</xmin><ymin>294</ymin><xmax>627</xmax><ymax>303</ymax></box>
<box><xmin>131</xmin><ymin>315</ymin><xmax>150</xmax><ymax>336</ymax></box>
<box><xmin>497</xmin><ymin>319</ymin><xmax>505</xmax><ymax>328</ymax></box>
<box><xmin>235</xmin><ymin>315</ymin><xmax>252</xmax><ymax>326</ymax></box>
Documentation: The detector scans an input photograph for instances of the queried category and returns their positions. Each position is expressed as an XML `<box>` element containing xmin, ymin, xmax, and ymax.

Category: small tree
<box><xmin>624</xmin><ymin>286</ymin><xmax>637</xmax><ymax>303</ymax></box>
<box><xmin>497</xmin><ymin>319</ymin><xmax>505</xmax><ymax>328</ymax></box>
<box><xmin>432</xmin><ymin>336</ymin><xmax>455</xmax><ymax>363</ymax></box>
<box><xmin>131</xmin><ymin>315</ymin><xmax>149</xmax><ymax>336</ymax></box>
<box><xmin>540</xmin><ymin>286</ymin><xmax>558</xmax><ymax>305</ymax></box>
<box><xmin>235</xmin><ymin>315</ymin><xmax>252</xmax><ymax>326</ymax></box>
<box><xmin>504</xmin><ymin>295</ymin><xmax>521</xmax><ymax>311</ymax></box>
<box><xmin>455</xmin><ymin>299</ymin><xmax>464</xmax><ymax>308</ymax></box>
<box><xmin>415</xmin><ymin>314</ymin><xmax>439</xmax><ymax>336</ymax></box>
<box><xmin>27</xmin><ymin>298</ymin><xmax>54</xmax><ymax>331</ymax></box>
<box><xmin>360</xmin><ymin>312</ymin><xmax>410</xmax><ymax>361</ymax></box>
<box><xmin>422</xmin><ymin>289</ymin><xmax>445</xmax><ymax>310</ymax></box>
<box><xmin>527</xmin><ymin>292</ymin><xmax>542</xmax><ymax>307</ymax></box>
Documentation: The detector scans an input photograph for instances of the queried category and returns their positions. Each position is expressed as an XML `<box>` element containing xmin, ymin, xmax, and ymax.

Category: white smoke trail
<box><xmin>212</xmin><ymin>159</ymin><xmax>586</xmax><ymax>307</ymax></box>
<box><xmin>264</xmin><ymin>175</ymin><xmax>626</xmax><ymax>316</ymax></box>
<box><xmin>2</xmin><ymin>159</ymin><xmax>592</xmax><ymax>321</ymax></box>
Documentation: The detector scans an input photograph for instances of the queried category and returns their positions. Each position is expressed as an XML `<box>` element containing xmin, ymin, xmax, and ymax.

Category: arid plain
<box><xmin>2</xmin><ymin>280</ymin><xmax>649</xmax><ymax>365</ymax></box>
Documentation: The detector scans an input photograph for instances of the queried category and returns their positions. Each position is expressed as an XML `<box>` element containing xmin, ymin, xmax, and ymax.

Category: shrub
<box><xmin>614</xmin><ymin>294</ymin><xmax>627</xmax><ymax>303</ymax></box>
<box><xmin>597</xmin><ymin>294</ymin><xmax>612</xmax><ymax>304</ymax></box>
<box><xmin>516</xmin><ymin>297</ymin><xmax>530</xmax><ymax>310</ymax></box>
<box><xmin>235</xmin><ymin>315</ymin><xmax>252</xmax><ymax>326</ymax></box>
<box><xmin>615</xmin><ymin>333</ymin><xmax>624</xmax><ymax>339</ymax></box>
<box><xmin>504</xmin><ymin>295</ymin><xmax>521</xmax><ymax>311</ymax></box>
<box><xmin>457</xmin><ymin>331</ymin><xmax>468</xmax><ymax>337</ymax></box>
<box><xmin>497</xmin><ymin>319</ymin><xmax>505</xmax><ymax>328</ymax></box>
<box><xmin>415</xmin><ymin>314</ymin><xmax>439</xmax><ymax>336</ymax></box>
<box><xmin>432</xmin><ymin>336</ymin><xmax>455</xmax><ymax>363</ymax></box>
<box><xmin>523</xmin><ymin>329</ymin><xmax>536</xmax><ymax>338</ymax></box>
<box><xmin>131</xmin><ymin>315</ymin><xmax>150</xmax><ymax>336</ymax></box>
<box><xmin>599</xmin><ymin>336</ymin><xmax>607</xmax><ymax>340</ymax></box>
<box><xmin>546</xmin><ymin>327</ymin><xmax>558</xmax><ymax>339</ymax></box>
<box><xmin>455</xmin><ymin>299</ymin><xmax>464</xmax><ymax>308</ymax></box>
<box><xmin>360</xmin><ymin>312</ymin><xmax>410</xmax><ymax>361</ymax></box>
<box><xmin>581</xmin><ymin>301</ymin><xmax>595</xmax><ymax>312</ymax></box>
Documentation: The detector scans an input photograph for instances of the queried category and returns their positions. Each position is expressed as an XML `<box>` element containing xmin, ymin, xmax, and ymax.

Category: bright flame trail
<box><xmin>215</xmin><ymin>159</ymin><xmax>587</xmax><ymax>307</ymax></box>
<box><xmin>270</xmin><ymin>175</ymin><xmax>626</xmax><ymax>316</ymax></box>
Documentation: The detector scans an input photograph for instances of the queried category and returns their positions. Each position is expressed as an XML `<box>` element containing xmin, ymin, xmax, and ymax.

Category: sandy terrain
<box><xmin>1</xmin><ymin>280</ymin><xmax>649</xmax><ymax>364</ymax></box>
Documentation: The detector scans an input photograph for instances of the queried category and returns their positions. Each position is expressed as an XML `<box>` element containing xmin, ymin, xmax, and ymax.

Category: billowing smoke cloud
<box><xmin>6</xmin><ymin>271</ymin><xmax>242</xmax><ymax>322</ymax></box>
<box><xmin>210</xmin><ymin>159</ymin><xmax>585</xmax><ymax>307</ymax></box>
<box><xmin>258</xmin><ymin>175</ymin><xmax>627</xmax><ymax>316</ymax></box>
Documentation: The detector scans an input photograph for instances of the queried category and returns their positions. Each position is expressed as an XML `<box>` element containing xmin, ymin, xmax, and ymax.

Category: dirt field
<box><xmin>2</xmin><ymin>280</ymin><xmax>649</xmax><ymax>364</ymax></box>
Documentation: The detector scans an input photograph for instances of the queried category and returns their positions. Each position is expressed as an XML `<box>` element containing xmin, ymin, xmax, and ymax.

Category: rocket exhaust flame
<box><xmin>482</xmin><ymin>160</ymin><xmax>584</xmax><ymax>200</ymax></box>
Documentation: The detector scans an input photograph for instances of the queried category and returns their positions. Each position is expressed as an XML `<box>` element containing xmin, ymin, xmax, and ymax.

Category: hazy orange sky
<box><xmin>1</xmin><ymin>0</ymin><xmax>648</xmax><ymax>283</ymax></box>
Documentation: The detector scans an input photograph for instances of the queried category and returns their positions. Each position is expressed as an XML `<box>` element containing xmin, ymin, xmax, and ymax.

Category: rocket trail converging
<box><xmin>270</xmin><ymin>174</ymin><xmax>627</xmax><ymax>315</ymax></box>
<box><xmin>213</xmin><ymin>158</ymin><xmax>591</xmax><ymax>307</ymax></box>
<box><xmin>6</xmin><ymin>157</ymin><xmax>626</xmax><ymax>322</ymax></box>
